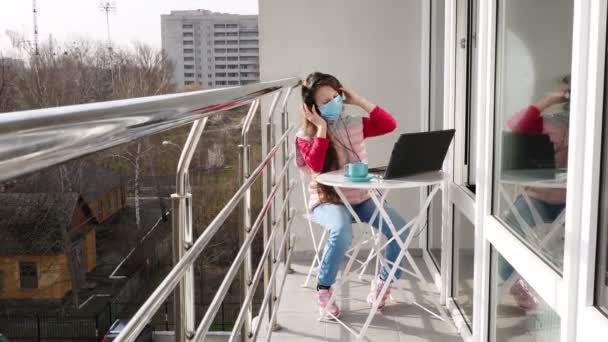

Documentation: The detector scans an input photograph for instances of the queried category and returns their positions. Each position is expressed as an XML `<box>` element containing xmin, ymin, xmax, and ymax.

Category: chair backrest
<box><xmin>299</xmin><ymin>170</ymin><xmax>313</xmax><ymax>213</ymax></box>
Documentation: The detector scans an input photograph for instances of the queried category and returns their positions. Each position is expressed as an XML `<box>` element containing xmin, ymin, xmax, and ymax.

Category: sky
<box><xmin>0</xmin><ymin>0</ymin><xmax>258</xmax><ymax>55</ymax></box>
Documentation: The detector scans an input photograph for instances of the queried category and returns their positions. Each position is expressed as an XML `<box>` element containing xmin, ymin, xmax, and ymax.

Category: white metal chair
<box><xmin>298</xmin><ymin>171</ymin><xmax>383</xmax><ymax>288</ymax></box>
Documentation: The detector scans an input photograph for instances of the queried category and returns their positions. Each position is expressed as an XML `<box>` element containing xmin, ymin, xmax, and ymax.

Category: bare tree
<box><xmin>111</xmin><ymin>42</ymin><xmax>175</xmax><ymax>99</ymax></box>
<box><xmin>107</xmin><ymin>141</ymin><xmax>154</xmax><ymax>230</ymax></box>
<box><xmin>3</xmin><ymin>32</ymin><xmax>175</xmax><ymax>112</ymax></box>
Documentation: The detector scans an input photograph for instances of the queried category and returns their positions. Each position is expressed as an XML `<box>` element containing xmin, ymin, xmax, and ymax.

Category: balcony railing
<box><xmin>0</xmin><ymin>78</ymin><xmax>301</xmax><ymax>342</ymax></box>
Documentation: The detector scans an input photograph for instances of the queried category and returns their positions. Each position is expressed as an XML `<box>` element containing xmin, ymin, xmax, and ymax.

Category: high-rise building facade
<box><xmin>161</xmin><ymin>10</ymin><xmax>260</xmax><ymax>88</ymax></box>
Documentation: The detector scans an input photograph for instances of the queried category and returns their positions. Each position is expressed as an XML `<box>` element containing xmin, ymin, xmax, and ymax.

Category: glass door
<box><xmin>446</xmin><ymin>0</ymin><xmax>479</xmax><ymax>338</ymax></box>
<box><xmin>575</xmin><ymin>1</ymin><xmax>608</xmax><ymax>338</ymax></box>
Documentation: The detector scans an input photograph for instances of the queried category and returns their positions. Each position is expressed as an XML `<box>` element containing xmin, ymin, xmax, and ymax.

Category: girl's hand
<box><xmin>340</xmin><ymin>86</ymin><xmax>376</xmax><ymax>113</ymax></box>
<box><xmin>302</xmin><ymin>103</ymin><xmax>327</xmax><ymax>129</ymax></box>
<box><xmin>534</xmin><ymin>88</ymin><xmax>569</xmax><ymax>112</ymax></box>
<box><xmin>340</xmin><ymin>86</ymin><xmax>363</xmax><ymax>106</ymax></box>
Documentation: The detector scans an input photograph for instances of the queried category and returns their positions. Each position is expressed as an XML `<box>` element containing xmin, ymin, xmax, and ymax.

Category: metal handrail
<box><xmin>0</xmin><ymin>77</ymin><xmax>302</xmax><ymax>342</ymax></box>
<box><xmin>116</xmin><ymin>124</ymin><xmax>296</xmax><ymax>341</ymax></box>
<box><xmin>229</xmin><ymin>188</ymin><xmax>297</xmax><ymax>342</ymax></box>
<box><xmin>193</xmin><ymin>156</ymin><xmax>296</xmax><ymax>341</ymax></box>
<box><xmin>0</xmin><ymin>78</ymin><xmax>299</xmax><ymax>183</ymax></box>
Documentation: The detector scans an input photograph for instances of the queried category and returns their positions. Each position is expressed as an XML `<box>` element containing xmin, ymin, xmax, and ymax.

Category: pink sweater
<box><xmin>295</xmin><ymin>106</ymin><xmax>397</xmax><ymax>210</ymax></box>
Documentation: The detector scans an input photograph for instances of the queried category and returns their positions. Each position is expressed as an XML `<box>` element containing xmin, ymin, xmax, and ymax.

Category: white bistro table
<box><xmin>316</xmin><ymin>169</ymin><xmax>447</xmax><ymax>342</ymax></box>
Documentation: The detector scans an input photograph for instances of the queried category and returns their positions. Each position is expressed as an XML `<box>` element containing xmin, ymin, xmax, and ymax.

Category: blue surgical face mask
<box><xmin>318</xmin><ymin>94</ymin><xmax>344</xmax><ymax>122</ymax></box>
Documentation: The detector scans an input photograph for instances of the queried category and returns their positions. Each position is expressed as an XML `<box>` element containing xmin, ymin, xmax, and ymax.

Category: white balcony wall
<box><xmin>259</xmin><ymin>0</ymin><xmax>425</xmax><ymax>255</ymax></box>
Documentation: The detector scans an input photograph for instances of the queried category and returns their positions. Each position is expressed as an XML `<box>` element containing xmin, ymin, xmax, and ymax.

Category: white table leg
<box><xmin>356</xmin><ymin>185</ymin><xmax>442</xmax><ymax>341</ymax></box>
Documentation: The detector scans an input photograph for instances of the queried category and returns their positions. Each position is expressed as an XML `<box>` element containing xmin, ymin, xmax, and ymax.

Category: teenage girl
<box><xmin>295</xmin><ymin>72</ymin><xmax>409</xmax><ymax>319</ymax></box>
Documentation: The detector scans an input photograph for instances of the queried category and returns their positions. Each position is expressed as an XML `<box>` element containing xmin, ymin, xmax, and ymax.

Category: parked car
<box><xmin>0</xmin><ymin>333</ymin><xmax>9</xmax><ymax>342</ymax></box>
<box><xmin>103</xmin><ymin>319</ymin><xmax>153</xmax><ymax>342</ymax></box>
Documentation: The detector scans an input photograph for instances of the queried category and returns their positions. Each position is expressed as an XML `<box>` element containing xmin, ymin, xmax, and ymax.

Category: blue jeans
<box><xmin>498</xmin><ymin>195</ymin><xmax>565</xmax><ymax>280</ymax></box>
<box><xmin>312</xmin><ymin>198</ymin><xmax>408</xmax><ymax>287</ymax></box>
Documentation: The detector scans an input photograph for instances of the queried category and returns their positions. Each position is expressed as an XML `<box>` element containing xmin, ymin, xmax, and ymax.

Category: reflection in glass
<box><xmin>596</xmin><ymin>61</ymin><xmax>608</xmax><ymax>314</ymax></box>
<box><xmin>491</xmin><ymin>249</ymin><xmax>560</xmax><ymax>341</ymax></box>
<box><xmin>493</xmin><ymin>0</ymin><xmax>573</xmax><ymax>271</ymax></box>
<box><xmin>427</xmin><ymin>0</ymin><xmax>445</xmax><ymax>269</ymax></box>
<box><xmin>452</xmin><ymin>208</ymin><xmax>475</xmax><ymax>328</ymax></box>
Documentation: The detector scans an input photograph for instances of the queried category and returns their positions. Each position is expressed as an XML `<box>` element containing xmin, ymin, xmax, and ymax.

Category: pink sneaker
<box><xmin>510</xmin><ymin>279</ymin><xmax>539</xmax><ymax>311</ymax></box>
<box><xmin>366</xmin><ymin>276</ymin><xmax>391</xmax><ymax>312</ymax></box>
<box><xmin>317</xmin><ymin>288</ymin><xmax>341</xmax><ymax>320</ymax></box>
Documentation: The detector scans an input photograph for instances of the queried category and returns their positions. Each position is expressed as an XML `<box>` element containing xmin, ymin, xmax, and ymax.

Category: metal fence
<box><xmin>0</xmin><ymin>78</ymin><xmax>301</xmax><ymax>342</ymax></box>
<box><xmin>0</xmin><ymin>314</ymin><xmax>97</xmax><ymax>342</ymax></box>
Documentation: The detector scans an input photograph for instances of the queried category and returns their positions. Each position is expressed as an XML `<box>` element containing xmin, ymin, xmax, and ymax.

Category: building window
<box><xmin>240</xmin><ymin>48</ymin><xmax>259</xmax><ymax>53</ymax></box>
<box><xmin>182</xmin><ymin>24</ymin><xmax>193</xmax><ymax>29</ymax></box>
<box><xmin>214</xmin><ymin>32</ymin><xmax>226</xmax><ymax>37</ymax></box>
<box><xmin>183</xmin><ymin>32</ymin><xmax>193</xmax><ymax>37</ymax></box>
<box><xmin>227</xmin><ymin>24</ymin><xmax>238</xmax><ymax>28</ymax></box>
<box><xmin>227</xmin><ymin>81</ymin><xmax>239</xmax><ymax>85</ymax></box>
<box><xmin>215</xmin><ymin>57</ymin><xmax>226</xmax><ymax>61</ymax></box>
<box><xmin>214</xmin><ymin>40</ymin><xmax>226</xmax><ymax>45</ymax></box>
<box><xmin>227</xmin><ymin>57</ymin><xmax>238</xmax><ymax>61</ymax></box>
<box><xmin>184</xmin><ymin>73</ymin><xmax>194</xmax><ymax>78</ymax></box>
<box><xmin>216</xmin><ymin>81</ymin><xmax>226</xmax><ymax>86</ymax></box>
<box><xmin>197</xmin><ymin>73</ymin><xmax>202</xmax><ymax>78</ymax></box>
<box><xmin>214</xmin><ymin>48</ymin><xmax>226</xmax><ymax>53</ymax></box>
<box><xmin>183</xmin><ymin>49</ymin><xmax>193</xmax><ymax>54</ymax></box>
<box><xmin>227</xmin><ymin>40</ymin><xmax>238</xmax><ymax>45</ymax></box>
<box><xmin>19</xmin><ymin>262</ymin><xmax>38</xmax><ymax>289</ymax></box>
<box><xmin>227</xmin><ymin>32</ymin><xmax>238</xmax><ymax>37</ymax></box>
<box><xmin>183</xmin><ymin>40</ymin><xmax>193</xmax><ymax>45</ymax></box>
<box><xmin>214</xmin><ymin>24</ymin><xmax>226</xmax><ymax>29</ymax></box>
<box><xmin>215</xmin><ymin>65</ymin><xmax>226</xmax><ymax>70</ymax></box>
<box><xmin>227</xmin><ymin>48</ymin><xmax>238</xmax><ymax>53</ymax></box>
<box><xmin>184</xmin><ymin>65</ymin><xmax>194</xmax><ymax>69</ymax></box>
<box><xmin>215</xmin><ymin>73</ymin><xmax>226</xmax><ymax>77</ymax></box>
<box><xmin>208</xmin><ymin>74</ymin><xmax>212</xmax><ymax>77</ymax></box>
<box><xmin>185</xmin><ymin>81</ymin><xmax>194</xmax><ymax>85</ymax></box>
<box><xmin>184</xmin><ymin>57</ymin><xmax>194</xmax><ymax>62</ymax></box>
<box><xmin>492</xmin><ymin>0</ymin><xmax>573</xmax><ymax>272</ymax></box>
<box><xmin>228</xmin><ymin>73</ymin><xmax>238</xmax><ymax>77</ymax></box>
<box><xmin>228</xmin><ymin>65</ymin><xmax>238</xmax><ymax>70</ymax></box>
<box><xmin>208</xmin><ymin>82</ymin><xmax>212</xmax><ymax>86</ymax></box>
<box><xmin>240</xmin><ymin>39</ymin><xmax>258</xmax><ymax>45</ymax></box>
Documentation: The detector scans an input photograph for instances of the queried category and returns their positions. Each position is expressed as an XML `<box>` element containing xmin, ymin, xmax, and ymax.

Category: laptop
<box><xmin>369</xmin><ymin>129</ymin><xmax>455</xmax><ymax>179</ymax></box>
<box><xmin>501</xmin><ymin>132</ymin><xmax>555</xmax><ymax>170</ymax></box>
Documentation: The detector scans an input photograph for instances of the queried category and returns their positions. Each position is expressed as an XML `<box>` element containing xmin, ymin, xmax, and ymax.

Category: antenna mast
<box><xmin>32</xmin><ymin>0</ymin><xmax>39</xmax><ymax>55</ymax></box>
<box><xmin>99</xmin><ymin>1</ymin><xmax>117</xmax><ymax>50</ymax></box>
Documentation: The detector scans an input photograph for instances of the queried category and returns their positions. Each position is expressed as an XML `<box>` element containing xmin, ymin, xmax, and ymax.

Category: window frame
<box><xmin>19</xmin><ymin>262</ymin><xmax>38</xmax><ymax>289</ymax></box>
<box><xmin>472</xmin><ymin>0</ymin><xmax>608</xmax><ymax>340</ymax></box>
<box><xmin>575</xmin><ymin>0</ymin><xmax>608</xmax><ymax>339</ymax></box>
